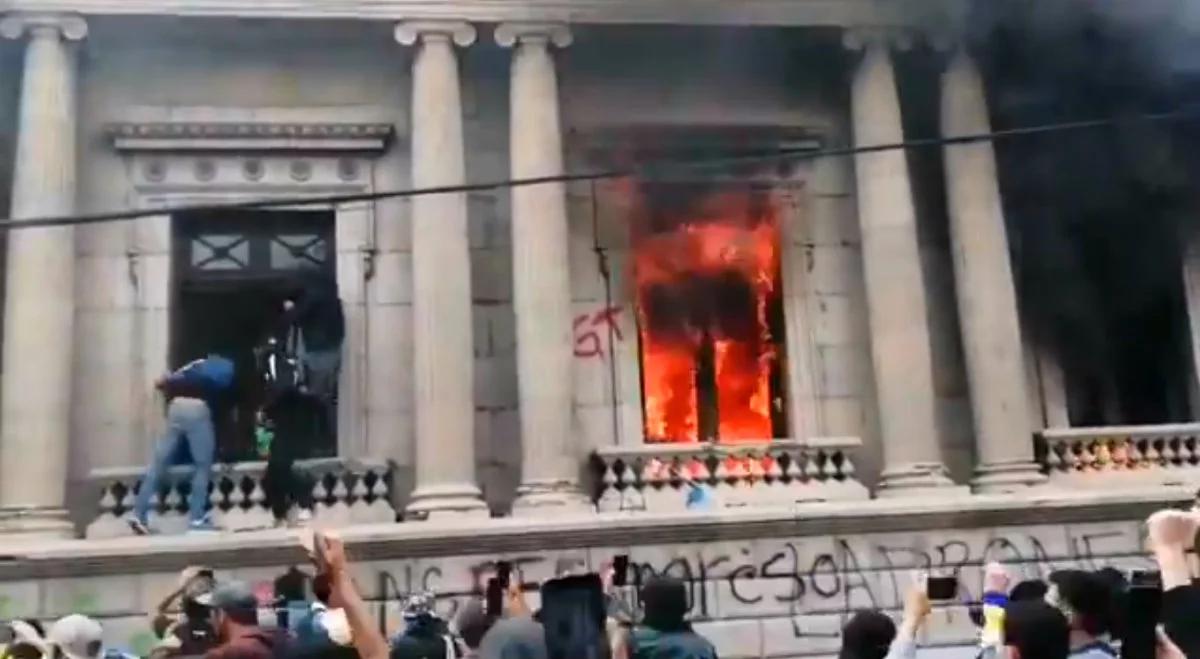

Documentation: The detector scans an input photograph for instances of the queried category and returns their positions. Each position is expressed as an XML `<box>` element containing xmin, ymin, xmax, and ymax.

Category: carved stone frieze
<box><xmin>105</xmin><ymin>122</ymin><xmax>394</xmax><ymax>153</ymax></box>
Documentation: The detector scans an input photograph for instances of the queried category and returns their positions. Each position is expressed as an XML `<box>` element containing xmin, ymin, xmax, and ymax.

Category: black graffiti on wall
<box><xmin>368</xmin><ymin>526</ymin><xmax>1145</xmax><ymax>640</ymax></box>
<box><xmin>633</xmin><ymin>529</ymin><xmax>1136</xmax><ymax>616</ymax></box>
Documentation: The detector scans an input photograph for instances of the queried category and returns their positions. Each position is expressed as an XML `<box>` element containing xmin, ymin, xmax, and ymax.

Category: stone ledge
<box><xmin>0</xmin><ymin>486</ymin><xmax>1188</xmax><ymax>580</ymax></box>
<box><xmin>6</xmin><ymin>0</ymin><xmax>902</xmax><ymax>27</ymax></box>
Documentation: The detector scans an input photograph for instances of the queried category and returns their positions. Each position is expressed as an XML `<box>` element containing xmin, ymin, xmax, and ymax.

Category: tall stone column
<box><xmin>845</xmin><ymin>31</ymin><xmax>961</xmax><ymax>496</ymax></box>
<box><xmin>395</xmin><ymin>21</ymin><xmax>487</xmax><ymax>517</ymax></box>
<box><xmin>940</xmin><ymin>47</ymin><xmax>1046</xmax><ymax>491</ymax></box>
<box><xmin>495</xmin><ymin>23</ymin><xmax>590</xmax><ymax>512</ymax></box>
<box><xmin>1182</xmin><ymin>234</ymin><xmax>1200</xmax><ymax>417</ymax></box>
<box><xmin>0</xmin><ymin>14</ymin><xmax>86</xmax><ymax>538</ymax></box>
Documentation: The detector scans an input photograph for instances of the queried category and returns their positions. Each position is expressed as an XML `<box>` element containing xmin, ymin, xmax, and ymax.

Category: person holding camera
<box><xmin>147</xmin><ymin>567</ymin><xmax>220</xmax><ymax>659</ymax></box>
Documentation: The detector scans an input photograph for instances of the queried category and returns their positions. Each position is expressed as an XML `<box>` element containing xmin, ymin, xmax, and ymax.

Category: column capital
<box><xmin>842</xmin><ymin>26</ymin><xmax>915</xmax><ymax>53</ymax></box>
<box><xmin>394</xmin><ymin>21</ymin><xmax>476</xmax><ymax>48</ymax></box>
<box><xmin>0</xmin><ymin>13</ymin><xmax>87</xmax><ymax>41</ymax></box>
<box><xmin>494</xmin><ymin>23</ymin><xmax>572</xmax><ymax>49</ymax></box>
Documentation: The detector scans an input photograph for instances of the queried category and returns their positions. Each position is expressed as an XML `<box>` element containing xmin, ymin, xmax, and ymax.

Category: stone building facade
<box><xmin>0</xmin><ymin>2</ymin><xmax>1197</xmax><ymax>656</ymax></box>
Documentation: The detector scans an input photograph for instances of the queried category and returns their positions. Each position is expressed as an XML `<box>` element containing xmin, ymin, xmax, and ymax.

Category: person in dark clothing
<box><xmin>1004</xmin><ymin>601</ymin><xmax>1071</xmax><ymax>659</ymax></box>
<box><xmin>628</xmin><ymin>576</ymin><xmax>716</xmax><ymax>659</ymax></box>
<box><xmin>201</xmin><ymin>581</ymin><xmax>285</xmax><ymax>659</ymax></box>
<box><xmin>1011</xmin><ymin>580</ymin><xmax>1050</xmax><ymax>603</ymax></box>
<box><xmin>258</xmin><ymin>335</ymin><xmax>316</xmax><ymax>527</ymax></box>
<box><xmin>261</xmin><ymin>391</ymin><xmax>316</xmax><ymax>525</ymax></box>
<box><xmin>839</xmin><ymin>611</ymin><xmax>896</xmax><ymax>659</ymax></box>
<box><xmin>280</xmin><ymin>272</ymin><xmax>344</xmax><ymax>443</ymax></box>
<box><xmin>390</xmin><ymin>593</ymin><xmax>455</xmax><ymax>659</ymax></box>
<box><xmin>1046</xmin><ymin>570</ymin><xmax>1118</xmax><ymax>659</ymax></box>
<box><xmin>1146</xmin><ymin>509</ymin><xmax>1200</xmax><ymax>659</ymax></box>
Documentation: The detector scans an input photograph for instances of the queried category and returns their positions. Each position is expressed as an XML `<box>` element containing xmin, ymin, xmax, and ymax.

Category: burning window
<box><xmin>631</xmin><ymin>182</ymin><xmax>787</xmax><ymax>443</ymax></box>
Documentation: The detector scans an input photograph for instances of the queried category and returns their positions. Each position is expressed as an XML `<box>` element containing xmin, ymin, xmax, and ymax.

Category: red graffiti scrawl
<box><xmin>574</xmin><ymin>306</ymin><xmax>624</xmax><ymax>359</ymax></box>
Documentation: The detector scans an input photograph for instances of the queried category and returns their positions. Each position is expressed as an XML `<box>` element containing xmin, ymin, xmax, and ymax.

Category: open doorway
<box><xmin>171</xmin><ymin>209</ymin><xmax>337</xmax><ymax>462</ymax></box>
<box><xmin>629</xmin><ymin>181</ymin><xmax>788</xmax><ymax>443</ymax></box>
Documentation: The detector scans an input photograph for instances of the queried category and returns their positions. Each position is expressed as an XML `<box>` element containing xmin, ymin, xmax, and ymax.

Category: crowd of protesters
<box><xmin>839</xmin><ymin>507</ymin><xmax>1200</xmax><ymax>659</ymax></box>
<box><xmin>7</xmin><ymin>506</ymin><xmax>1200</xmax><ymax>659</ymax></box>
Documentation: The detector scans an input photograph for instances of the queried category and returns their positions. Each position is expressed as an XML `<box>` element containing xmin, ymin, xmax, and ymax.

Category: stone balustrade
<box><xmin>593</xmin><ymin>438</ymin><xmax>868</xmax><ymax>513</ymax></box>
<box><xmin>84</xmin><ymin>458</ymin><xmax>395</xmax><ymax>537</ymax></box>
<box><xmin>1040</xmin><ymin>423</ymin><xmax>1200</xmax><ymax>488</ymax></box>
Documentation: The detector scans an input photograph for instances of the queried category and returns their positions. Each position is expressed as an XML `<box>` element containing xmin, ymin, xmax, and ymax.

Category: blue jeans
<box><xmin>133</xmin><ymin>397</ymin><xmax>215</xmax><ymax>524</ymax></box>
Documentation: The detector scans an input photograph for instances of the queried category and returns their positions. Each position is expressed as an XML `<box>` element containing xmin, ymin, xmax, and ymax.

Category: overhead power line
<box><xmin>0</xmin><ymin>108</ymin><xmax>1196</xmax><ymax>231</ymax></box>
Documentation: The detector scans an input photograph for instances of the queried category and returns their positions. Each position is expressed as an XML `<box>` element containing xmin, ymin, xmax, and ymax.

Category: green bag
<box><xmin>255</xmin><ymin>423</ymin><xmax>275</xmax><ymax>458</ymax></box>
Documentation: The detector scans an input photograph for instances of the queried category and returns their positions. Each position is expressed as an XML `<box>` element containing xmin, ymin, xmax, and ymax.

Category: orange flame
<box><xmin>632</xmin><ymin>187</ymin><xmax>782</xmax><ymax>443</ymax></box>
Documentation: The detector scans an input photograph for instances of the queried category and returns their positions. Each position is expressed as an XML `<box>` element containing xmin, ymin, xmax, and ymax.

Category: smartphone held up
<box><xmin>926</xmin><ymin>575</ymin><xmax>958</xmax><ymax>601</ymax></box>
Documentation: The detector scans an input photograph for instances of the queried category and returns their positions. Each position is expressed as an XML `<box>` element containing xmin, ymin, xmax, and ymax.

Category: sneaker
<box><xmin>125</xmin><ymin>516</ymin><xmax>150</xmax><ymax>536</ymax></box>
<box><xmin>187</xmin><ymin>519</ymin><xmax>218</xmax><ymax>534</ymax></box>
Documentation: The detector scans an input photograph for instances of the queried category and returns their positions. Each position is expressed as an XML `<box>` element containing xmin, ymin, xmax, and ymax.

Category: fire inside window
<box><xmin>631</xmin><ymin>182</ymin><xmax>788</xmax><ymax>443</ymax></box>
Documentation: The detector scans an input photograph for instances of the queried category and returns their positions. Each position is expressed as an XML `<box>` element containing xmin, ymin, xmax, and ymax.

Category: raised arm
<box><xmin>321</xmin><ymin>533</ymin><xmax>390</xmax><ymax>659</ymax></box>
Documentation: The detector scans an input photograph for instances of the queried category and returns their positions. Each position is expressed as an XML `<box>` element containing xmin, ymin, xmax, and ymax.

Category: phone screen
<box><xmin>497</xmin><ymin>561</ymin><xmax>512</xmax><ymax>589</ymax></box>
<box><xmin>1129</xmin><ymin>570</ymin><xmax>1162</xmax><ymax>588</ymax></box>
<box><xmin>540</xmin><ymin>574</ymin><xmax>607</xmax><ymax>659</ymax></box>
<box><xmin>613</xmin><ymin>555</ymin><xmax>629</xmax><ymax>588</ymax></box>
<box><xmin>926</xmin><ymin>576</ymin><xmax>958</xmax><ymax>601</ymax></box>
<box><xmin>1122</xmin><ymin>584</ymin><xmax>1162</xmax><ymax>659</ymax></box>
<box><xmin>486</xmin><ymin>577</ymin><xmax>504</xmax><ymax>617</ymax></box>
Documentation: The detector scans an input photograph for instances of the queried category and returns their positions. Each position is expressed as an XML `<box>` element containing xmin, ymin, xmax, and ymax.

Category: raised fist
<box><xmin>1147</xmin><ymin>509</ymin><xmax>1200</xmax><ymax>549</ymax></box>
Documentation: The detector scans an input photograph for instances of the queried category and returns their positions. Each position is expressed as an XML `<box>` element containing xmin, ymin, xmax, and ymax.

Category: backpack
<box><xmin>262</xmin><ymin>340</ymin><xmax>306</xmax><ymax>396</ymax></box>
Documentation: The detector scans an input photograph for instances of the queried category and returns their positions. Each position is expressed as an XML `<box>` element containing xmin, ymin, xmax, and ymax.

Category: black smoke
<box><xmin>959</xmin><ymin>0</ymin><xmax>1200</xmax><ymax>424</ymax></box>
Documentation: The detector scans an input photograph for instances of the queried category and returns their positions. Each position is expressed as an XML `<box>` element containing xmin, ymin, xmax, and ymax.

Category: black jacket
<box><xmin>283</xmin><ymin>276</ymin><xmax>344</xmax><ymax>352</ymax></box>
<box><xmin>1163</xmin><ymin>585</ymin><xmax>1200</xmax><ymax>659</ymax></box>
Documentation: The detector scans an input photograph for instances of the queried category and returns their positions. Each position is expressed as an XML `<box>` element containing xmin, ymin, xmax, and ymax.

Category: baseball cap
<box><xmin>195</xmin><ymin>580</ymin><xmax>257</xmax><ymax>613</ymax></box>
<box><xmin>45</xmin><ymin>615</ymin><xmax>103</xmax><ymax>659</ymax></box>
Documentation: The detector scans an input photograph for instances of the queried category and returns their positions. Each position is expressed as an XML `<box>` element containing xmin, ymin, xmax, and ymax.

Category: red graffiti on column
<box><xmin>574</xmin><ymin>305</ymin><xmax>624</xmax><ymax>359</ymax></box>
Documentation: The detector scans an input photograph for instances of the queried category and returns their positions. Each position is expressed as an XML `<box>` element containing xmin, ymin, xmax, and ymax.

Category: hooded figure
<box><xmin>629</xmin><ymin>577</ymin><xmax>716</xmax><ymax>659</ymax></box>
<box><xmin>279</xmin><ymin>271</ymin><xmax>344</xmax><ymax>444</ymax></box>
<box><xmin>282</xmin><ymin>271</ymin><xmax>345</xmax><ymax>355</ymax></box>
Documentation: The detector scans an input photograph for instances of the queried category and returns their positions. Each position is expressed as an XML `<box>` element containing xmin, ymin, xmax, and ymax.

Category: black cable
<box><xmin>589</xmin><ymin>179</ymin><xmax>621</xmax><ymax>447</ymax></box>
<box><xmin>0</xmin><ymin>107</ymin><xmax>1197</xmax><ymax>231</ymax></box>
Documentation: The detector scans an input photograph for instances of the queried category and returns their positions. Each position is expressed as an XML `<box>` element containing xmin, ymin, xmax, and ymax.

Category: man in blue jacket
<box><xmin>126</xmin><ymin>354</ymin><xmax>234</xmax><ymax>535</ymax></box>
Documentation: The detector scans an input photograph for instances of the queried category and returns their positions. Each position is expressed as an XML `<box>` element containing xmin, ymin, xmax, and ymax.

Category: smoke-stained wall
<box><xmin>54</xmin><ymin>19</ymin><xmax>971</xmax><ymax>510</ymax></box>
<box><xmin>560</xmin><ymin>28</ymin><xmax>890</xmax><ymax>486</ymax></box>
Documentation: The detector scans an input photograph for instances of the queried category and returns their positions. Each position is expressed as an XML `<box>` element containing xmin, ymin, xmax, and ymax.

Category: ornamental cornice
<box><xmin>5</xmin><ymin>0</ymin><xmax>908</xmax><ymax>28</ymax></box>
<box><xmin>105</xmin><ymin>122</ymin><xmax>394</xmax><ymax>153</ymax></box>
